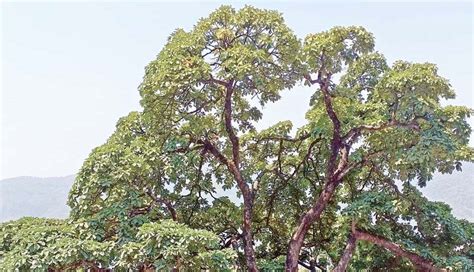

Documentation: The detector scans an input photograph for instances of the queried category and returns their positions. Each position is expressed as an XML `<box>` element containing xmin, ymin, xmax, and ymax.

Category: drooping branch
<box><xmin>352</xmin><ymin>229</ymin><xmax>442</xmax><ymax>271</ymax></box>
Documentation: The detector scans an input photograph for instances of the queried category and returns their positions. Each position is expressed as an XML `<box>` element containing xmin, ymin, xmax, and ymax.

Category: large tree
<box><xmin>283</xmin><ymin>26</ymin><xmax>473</xmax><ymax>270</ymax></box>
<box><xmin>137</xmin><ymin>5</ymin><xmax>301</xmax><ymax>270</ymax></box>
<box><xmin>2</xmin><ymin>5</ymin><xmax>473</xmax><ymax>271</ymax></box>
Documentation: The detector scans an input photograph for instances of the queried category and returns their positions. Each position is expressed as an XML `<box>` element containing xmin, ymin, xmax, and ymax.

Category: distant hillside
<box><xmin>0</xmin><ymin>164</ymin><xmax>472</xmax><ymax>223</ymax></box>
<box><xmin>0</xmin><ymin>175</ymin><xmax>75</xmax><ymax>222</ymax></box>
<box><xmin>420</xmin><ymin>162</ymin><xmax>473</xmax><ymax>221</ymax></box>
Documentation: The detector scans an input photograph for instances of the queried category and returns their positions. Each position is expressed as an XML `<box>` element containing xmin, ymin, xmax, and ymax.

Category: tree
<box><xmin>138</xmin><ymin>5</ymin><xmax>301</xmax><ymax>270</ymax></box>
<box><xmin>3</xmin><ymin>5</ymin><xmax>473</xmax><ymax>271</ymax></box>
<box><xmin>69</xmin><ymin>5</ymin><xmax>474</xmax><ymax>271</ymax></box>
<box><xmin>283</xmin><ymin>26</ymin><xmax>474</xmax><ymax>270</ymax></box>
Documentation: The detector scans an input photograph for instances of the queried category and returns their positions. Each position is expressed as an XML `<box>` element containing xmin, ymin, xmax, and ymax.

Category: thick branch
<box><xmin>202</xmin><ymin>140</ymin><xmax>249</xmax><ymax>195</ymax></box>
<box><xmin>199</xmin><ymin>82</ymin><xmax>257</xmax><ymax>270</ymax></box>
<box><xmin>223</xmin><ymin>80</ymin><xmax>241</xmax><ymax>167</ymax></box>
<box><xmin>334</xmin><ymin>149</ymin><xmax>384</xmax><ymax>181</ymax></box>
<box><xmin>333</xmin><ymin>234</ymin><xmax>357</xmax><ymax>272</ymax></box>
<box><xmin>320</xmin><ymin>76</ymin><xmax>341</xmax><ymax>143</ymax></box>
<box><xmin>205</xmin><ymin>74</ymin><xmax>229</xmax><ymax>87</ymax></box>
<box><xmin>298</xmin><ymin>260</ymin><xmax>326</xmax><ymax>272</ymax></box>
<box><xmin>353</xmin><ymin>230</ymin><xmax>442</xmax><ymax>271</ymax></box>
<box><xmin>304</xmin><ymin>74</ymin><xmax>322</xmax><ymax>85</ymax></box>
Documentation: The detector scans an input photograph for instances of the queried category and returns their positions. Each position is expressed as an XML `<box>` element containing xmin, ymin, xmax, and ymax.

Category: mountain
<box><xmin>0</xmin><ymin>164</ymin><xmax>472</xmax><ymax>223</ymax></box>
<box><xmin>0</xmin><ymin>175</ymin><xmax>75</xmax><ymax>222</ymax></box>
<box><xmin>420</xmin><ymin>162</ymin><xmax>473</xmax><ymax>221</ymax></box>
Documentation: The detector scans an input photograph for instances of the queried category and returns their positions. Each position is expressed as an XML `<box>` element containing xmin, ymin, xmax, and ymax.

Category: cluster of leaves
<box><xmin>342</xmin><ymin>182</ymin><xmax>474</xmax><ymax>270</ymax></box>
<box><xmin>0</xmin><ymin>218</ymin><xmax>235</xmax><ymax>271</ymax></box>
<box><xmin>0</xmin><ymin>218</ymin><xmax>114</xmax><ymax>271</ymax></box>
<box><xmin>118</xmin><ymin>220</ymin><xmax>236</xmax><ymax>270</ymax></box>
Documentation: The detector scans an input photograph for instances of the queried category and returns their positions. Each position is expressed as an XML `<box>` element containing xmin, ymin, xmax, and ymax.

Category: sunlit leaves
<box><xmin>303</xmin><ymin>26</ymin><xmax>375</xmax><ymax>75</ymax></box>
<box><xmin>140</xmin><ymin>5</ymin><xmax>302</xmax><ymax>137</ymax></box>
<box><xmin>117</xmin><ymin>220</ymin><xmax>236</xmax><ymax>270</ymax></box>
<box><xmin>0</xmin><ymin>218</ymin><xmax>114</xmax><ymax>271</ymax></box>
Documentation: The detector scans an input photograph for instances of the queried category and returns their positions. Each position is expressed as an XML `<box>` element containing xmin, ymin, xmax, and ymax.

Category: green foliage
<box><xmin>303</xmin><ymin>26</ymin><xmax>375</xmax><ymax>75</ymax></box>
<box><xmin>5</xmin><ymin>5</ymin><xmax>474</xmax><ymax>271</ymax></box>
<box><xmin>257</xmin><ymin>256</ymin><xmax>285</xmax><ymax>271</ymax></box>
<box><xmin>0</xmin><ymin>218</ymin><xmax>235</xmax><ymax>271</ymax></box>
<box><xmin>140</xmin><ymin>5</ymin><xmax>302</xmax><ymax>137</ymax></box>
<box><xmin>0</xmin><ymin>218</ymin><xmax>114</xmax><ymax>271</ymax></box>
<box><xmin>117</xmin><ymin>220</ymin><xmax>236</xmax><ymax>270</ymax></box>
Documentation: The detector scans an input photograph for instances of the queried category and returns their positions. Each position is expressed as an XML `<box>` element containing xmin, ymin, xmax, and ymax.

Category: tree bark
<box><xmin>242</xmin><ymin>193</ymin><xmax>258</xmax><ymax>271</ymax></box>
<box><xmin>214</xmin><ymin>81</ymin><xmax>258</xmax><ymax>271</ymax></box>
<box><xmin>353</xmin><ymin>230</ymin><xmax>442</xmax><ymax>272</ymax></box>
<box><xmin>333</xmin><ymin>234</ymin><xmax>357</xmax><ymax>272</ymax></box>
<box><xmin>285</xmin><ymin>179</ymin><xmax>340</xmax><ymax>271</ymax></box>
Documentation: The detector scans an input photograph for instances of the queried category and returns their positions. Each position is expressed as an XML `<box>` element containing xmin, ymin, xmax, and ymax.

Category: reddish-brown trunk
<box><xmin>334</xmin><ymin>234</ymin><xmax>357</xmax><ymax>272</ymax></box>
<box><xmin>222</xmin><ymin>83</ymin><xmax>258</xmax><ymax>271</ymax></box>
<box><xmin>242</xmin><ymin>194</ymin><xmax>258</xmax><ymax>272</ymax></box>
<box><xmin>286</xmin><ymin>77</ymin><xmax>346</xmax><ymax>271</ymax></box>
<box><xmin>285</xmin><ymin>179</ymin><xmax>339</xmax><ymax>271</ymax></box>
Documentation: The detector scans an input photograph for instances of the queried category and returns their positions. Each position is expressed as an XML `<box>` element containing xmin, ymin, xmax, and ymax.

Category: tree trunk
<box><xmin>285</xmin><ymin>179</ymin><xmax>339</xmax><ymax>271</ymax></box>
<box><xmin>242</xmin><ymin>193</ymin><xmax>258</xmax><ymax>271</ymax></box>
<box><xmin>334</xmin><ymin>234</ymin><xmax>357</xmax><ymax>272</ymax></box>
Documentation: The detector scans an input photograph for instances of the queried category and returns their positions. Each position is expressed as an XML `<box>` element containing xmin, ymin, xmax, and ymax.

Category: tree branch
<box><xmin>146</xmin><ymin>189</ymin><xmax>177</xmax><ymax>221</ymax></box>
<box><xmin>223</xmin><ymin>80</ymin><xmax>241</xmax><ymax>167</ymax></box>
<box><xmin>343</xmin><ymin>119</ymin><xmax>421</xmax><ymax>142</ymax></box>
<box><xmin>333</xmin><ymin>234</ymin><xmax>357</xmax><ymax>272</ymax></box>
<box><xmin>352</xmin><ymin>229</ymin><xmax>442</xmax><ymax>271</ymax></box>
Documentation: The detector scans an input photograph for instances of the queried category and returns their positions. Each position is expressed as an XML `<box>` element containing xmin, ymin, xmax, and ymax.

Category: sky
<box><xmin>1</xmin><ymin>1</ymin><xmax>472</xmax><ymax>180</ymax></box>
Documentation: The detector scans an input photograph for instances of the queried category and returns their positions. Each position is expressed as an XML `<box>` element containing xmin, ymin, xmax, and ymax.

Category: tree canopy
<box><xmin>1</xmin><ymin>5</ymin><xmax>473</xmax><ymax>272</ymax></box>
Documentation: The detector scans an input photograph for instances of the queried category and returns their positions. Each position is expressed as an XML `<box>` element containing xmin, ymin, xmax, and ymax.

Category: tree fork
<box><xmin>285</xmin><ymin>178</ymin><xmax>340</xmax><ymax>271</ymax></box>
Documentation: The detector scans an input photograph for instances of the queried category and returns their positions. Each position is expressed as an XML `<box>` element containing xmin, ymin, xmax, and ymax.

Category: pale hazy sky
<box><xmin>1</xmin><ymin>1</ymin><xmax>472</xmax><ymax>179</ymax></box>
